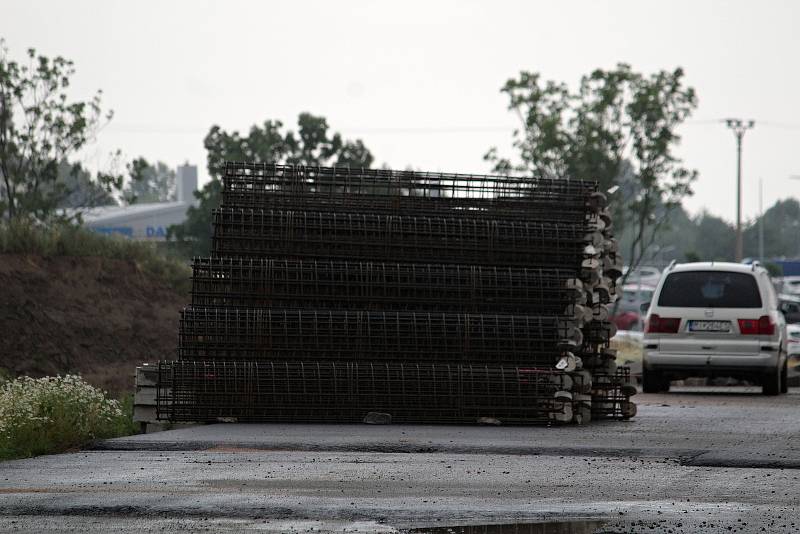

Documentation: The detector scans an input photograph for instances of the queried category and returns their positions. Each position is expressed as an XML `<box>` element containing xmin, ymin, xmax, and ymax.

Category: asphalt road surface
<box><xmin>1</xmin><ymin>387</ymin><xmax>799</xmax><ymax>533</ymax></box>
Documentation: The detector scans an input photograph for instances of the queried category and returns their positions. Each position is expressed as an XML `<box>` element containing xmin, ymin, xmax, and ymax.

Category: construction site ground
<box><xmin>0</xmin><ymin>254</ymin><xmax>183</xmax><ymax>395</ymax></box>
<box><xmin>1</xmin><ymin>387</ymin><xmax>799</xmax><ymax>533</ymax></box>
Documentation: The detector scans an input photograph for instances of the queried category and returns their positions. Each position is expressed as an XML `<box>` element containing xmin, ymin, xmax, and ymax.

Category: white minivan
<box><xmin>642</xmin><ymin>262</ymin><xmax>787</xmax><ymax>395</ymax></box>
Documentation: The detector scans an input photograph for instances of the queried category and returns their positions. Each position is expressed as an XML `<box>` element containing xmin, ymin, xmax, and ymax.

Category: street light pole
<box><xmin>725</xmin><ymin>118</ymin><xmax>755</xmax><ymax>262</ymax></box>
<box><xmin>758</xmin><ymin>178</ymin><xmax>764</xmax><ymax>262</ymax></box>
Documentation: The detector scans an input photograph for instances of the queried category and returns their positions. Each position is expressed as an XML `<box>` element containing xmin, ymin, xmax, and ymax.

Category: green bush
<box><xmin>114</xmin><ymin>394</ymin><xmax>141</xmax><ymax>437</ymax></box>
<box><xmin>0</xmin><ymin>375</ymin><xmax>133</xmax><ymax>460</ymax></box>
<box><xmin>0</xmin><ymin>218</ymin><xmax>191</xmax><ymax>294</ymax></box>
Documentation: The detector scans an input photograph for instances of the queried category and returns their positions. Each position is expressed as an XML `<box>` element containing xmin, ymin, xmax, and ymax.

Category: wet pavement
<box><xmin>100</xmin><ymin>386</ymin><xmax>800</xmax><ymax>468</ymax></box>
<box><xmin>403</xmin><ymin>521</ymin><xmax>607</xmax><ymax>533</ymax></box>
<box><xmin>1</xmin><ymin>387</ymin><xmax>799</xmax><ymax>533</ymax></box>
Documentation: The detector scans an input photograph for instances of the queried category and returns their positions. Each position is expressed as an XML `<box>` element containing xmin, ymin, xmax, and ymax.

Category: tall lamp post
<box><xmin>758</xmin><ymin>178</ymin><xmax>764</xmax><ymax>262</ymax></box>
<box><xmin>790</xmin><ymin>175</ymin><xmax>800</xmax><ymax>259</ymax></box>
<box><xmin>725</xmin><ymin>118</ymin><xmax>755</xmax><ymax>262</ymax></box>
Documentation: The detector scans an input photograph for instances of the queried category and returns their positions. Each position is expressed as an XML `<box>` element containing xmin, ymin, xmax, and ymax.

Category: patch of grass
<box><xmin>611</xmin><ymin>336</ymin><xmax>644</xmax><ymax>363</ymax></box>
<box><xmin>0</xmin><ymin>375</ymin><xmax>137</xmax><ymax>461</ymax></box>
<box><xmin>112</xmin><ymin>394</ymin><xmax>141</xmax><ymax>437</ymax></box>
<box><xmin>0</xmin><ymin>218</ymin><xmax>191</xmax><ymax>294</ymax></box>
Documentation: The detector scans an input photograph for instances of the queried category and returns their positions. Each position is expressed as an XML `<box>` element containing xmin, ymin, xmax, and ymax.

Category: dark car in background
<box><xmin>611</xmin><ymin>283</ymin><xmax>656</xmax><ymax>331</ymax></box>
<box><xmin>779</xmin><ymin>293</ymin><xmax>800</xmax><ymax>324</ymax></box>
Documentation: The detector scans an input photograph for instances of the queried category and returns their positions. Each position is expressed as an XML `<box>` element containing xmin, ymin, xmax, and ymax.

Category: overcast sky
<box><xmin>3</xmin><ymin>0</ymin><xmax>799</xmax><ymax>221</ymax></box>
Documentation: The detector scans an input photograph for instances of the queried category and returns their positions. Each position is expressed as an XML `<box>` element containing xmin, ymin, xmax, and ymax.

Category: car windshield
<box><xmin>658</xmin><ymin>271</ymin><xmax>762</xmax><ymax>308</ymax></box>
<box><xmin>615</xmin><ymin>289</ymin><xmax>651</xmax><ymax>314</ymax></box>
<box><xmin>624</xmin><ymin>289</ymin><xmax>653</xmax><ymax>300</ymax></box>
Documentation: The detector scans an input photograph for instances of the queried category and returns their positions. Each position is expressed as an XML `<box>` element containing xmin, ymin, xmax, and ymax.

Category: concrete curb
<box><xmin>92</xmin><ymin>437</ymin><xmax>703</xmax><ymax>460</ymax></box>
<box><xmin>91</xmin><ymin>438</ymin><xmax>800</xmax><ymax>469</ymax></box>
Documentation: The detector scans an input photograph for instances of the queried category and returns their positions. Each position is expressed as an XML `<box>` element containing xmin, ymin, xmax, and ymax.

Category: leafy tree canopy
<box><xmin>486</xmin><ymin>63</ymin><xmax>698</xmax><ymax>278</ymax></box>
<box><xmin>620</xmin><ymin>198</ymin><xmax>800</xmax><ymax>267</ymax></box>
<box><xmin>54</xmin><ymin>160</ymin><xmax>118</xmax><ymax>209</ymax></box>
<box><xmin>0</xmin><ymin>40</ymin><xmax>118</xmax><ymax>220</ymax></box>
<box><xmin>122</xmin><ymin>158</ymin><xmax>176</xmax><ymax>204</ymax></box>
<box><xmin>169</xmin><ymin>113</ymin><xmax>374</xmax><ymax>257</ymax></box>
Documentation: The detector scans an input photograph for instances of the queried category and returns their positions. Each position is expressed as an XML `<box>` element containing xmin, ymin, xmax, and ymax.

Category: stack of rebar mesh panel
<box><xmin>157</xmin><ymin>162</ymin><xmax>636</xmax><ymax>424</ymax></box>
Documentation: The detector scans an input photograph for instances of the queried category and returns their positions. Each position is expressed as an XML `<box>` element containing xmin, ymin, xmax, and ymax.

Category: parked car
<box><xmin>778</xmin><ymin>276</ymin><xmax>800</xmax><ymax>296</ymax></box>
<box><xmin>778</xmin><ymin>293</ymin><xmax>800</xmax><ymax>324</ymax></box>
<box><xmin>622</xmin><ymin>266</ymin><xmax>662</xmax><ymax>287</ymax></box>
<box><xmin>642</xmin><ymin>261</ymin><xmax>788</xmax><ymax>395</ymax></box>
<box><xmin>786</xmin><ymin>323</ymin><xmax>800</xmax><ymax>358</ymax></box>
<box><xmin>611</xmin><ymin>283</ymin><xmax>656</xmax><ymax>331</ymax></box>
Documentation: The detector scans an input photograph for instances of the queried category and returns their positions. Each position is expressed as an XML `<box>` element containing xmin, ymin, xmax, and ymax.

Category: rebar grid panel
<box><xmin>157</xmin><ymin>360</ymin><xmax>563</xmax><ymax>424</ymax></box>
<box><xmin>222</xmin><ymin>189</ymin><xmax>592</xmax><ymax>223</ymax></box>
<box><xmin>177</xmin><ymin>307</ymin><xmax>569</xmax><ymax>365</ymax></box>
<box><xmin>591</xmin><ymin>367</ymin><xmax>634</xmax><ymax>420</ymax></box>
<box><xmin>190</xmin><ymin>257</ymin><xmax>579</xmax><ymax>314</ymax></box>
<box><xmin>221</xmin><ymin>162</ymin><xmax>598</xmax><ymax>220</ymax></box>
<box><xmin>210</xmin><ymin>208</ymin><xmax>589</xmax><ymax>268</ymax></box>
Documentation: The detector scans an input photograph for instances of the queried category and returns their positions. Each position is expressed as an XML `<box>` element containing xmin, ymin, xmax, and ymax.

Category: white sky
<box><xmin>3</xmin><ymin>0</ymin><xmax>800</xmax><ymax>222</ymax></box>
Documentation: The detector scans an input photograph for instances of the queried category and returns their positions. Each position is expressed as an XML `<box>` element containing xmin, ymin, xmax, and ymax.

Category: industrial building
<box><xmin>81</xmin><ymin>164</ymin><xmax>198</xmax><ymax>241</ymax></box>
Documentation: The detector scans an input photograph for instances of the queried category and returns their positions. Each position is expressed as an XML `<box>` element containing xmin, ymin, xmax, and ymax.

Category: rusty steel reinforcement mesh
<box><xmin>157</xmin><ymin>360</ymin><xmax>565</xmax><ymax>424</ymax></box>
<box><xmin>157</xmin><ymin>161</ymin><xmax>635</xmax><ymax>424</ymax></box>
<box><xmin>190</xmin><ymin>258</ymin><xmax>577</xmax><ymax>314</ymax></box>
<box><xmin>210</xmin><ymin>208</ymin><xmax>589</xmax><ymax>268</ymax></box>
<box><xmin>177</xmin><ymin>308</ymin><xmax>567</xmax><ymax>364</ymax></box>
<box><xmin>220</xmin><ymin>162</ymin><xmax>595</xmax><ymax>222</ymax></box>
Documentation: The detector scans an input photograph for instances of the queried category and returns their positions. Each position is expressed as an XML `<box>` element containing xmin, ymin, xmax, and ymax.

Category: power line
<box><xmin>103</xmin><ymin>119</ymin><xmax>800</xmax><ymax>136</ymax></box>
<box><xmin>757</xmin><ymin>120</ymin><xmax>800</xmax><ymax>130</ymax></box>
<box><xmin>104</xmin><ymin>124</ymin><xmax>518</xmax><ymax>135</ymax></box>
<box><xmin>685</xmin><ymin>118</ymin><xmax>800</xmax><ymax>130</ymax></box>
<box><xmin>685</xmin><ymin>119</ymin><xmax>727</xmax><ymax>125</ymax></box>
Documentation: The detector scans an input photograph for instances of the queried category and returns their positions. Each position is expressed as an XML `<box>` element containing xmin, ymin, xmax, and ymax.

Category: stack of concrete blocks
<box><xmin>551</xmin><ymin>193</ymin><xmax>637</xmax><ymax>423</ymax></box>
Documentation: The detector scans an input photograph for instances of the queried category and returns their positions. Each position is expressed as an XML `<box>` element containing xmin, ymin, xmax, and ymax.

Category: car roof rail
<box><xmin>751</xmin><ymin>260</ymin><xmax>762</xmax><ymax>271</ymax></box>
<box><xmin>666</xmin><ymin>259</ymin><xmax>677</xmax><ymax>271</ymax></box>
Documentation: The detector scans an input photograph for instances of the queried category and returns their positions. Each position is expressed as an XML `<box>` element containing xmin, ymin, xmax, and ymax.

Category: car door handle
<box><xmin>701</xmin><ymin>346</ymin><xmax>715</xmax><ymax>350</ymax></box>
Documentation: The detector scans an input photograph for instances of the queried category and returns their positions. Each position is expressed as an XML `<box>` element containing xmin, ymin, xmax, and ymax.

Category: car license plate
<box><xmin>688</xmin><ymin>320</ymin><xmax>731</xmax><ymax>332</ymax></box>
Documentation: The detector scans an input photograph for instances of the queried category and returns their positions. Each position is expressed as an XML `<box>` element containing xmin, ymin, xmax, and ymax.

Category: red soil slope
<box><xmin>0</xmin><ymin>254</ymin><xmax>185</xmax><ymax>395</ymax></box>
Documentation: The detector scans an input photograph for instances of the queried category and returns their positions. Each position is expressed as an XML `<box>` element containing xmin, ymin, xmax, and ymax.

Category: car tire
<box><xmin>763</xmin><ymin>364</ymin><xmax>782</xmax><ymax>396</ymax></box>
<box><xmin>642</xmin><ymin>368</ymin><xmax>664</xmax><ymax>393</ymax></box>
<box><xmin>780</xmin><ymin>360</ymin><xmax>788</xmax><ymax>394</ymax></box>
<box><xmin>660</xmin><ymin>376</ymin><xmax>671</xmax><ymax>392</ymax></box>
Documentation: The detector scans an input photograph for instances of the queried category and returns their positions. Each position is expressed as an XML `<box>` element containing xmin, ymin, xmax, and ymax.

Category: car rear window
<box><xmin>658</xmin><ymin>271</ymin><xmax>762</xmax><ymax>308</ymax></box>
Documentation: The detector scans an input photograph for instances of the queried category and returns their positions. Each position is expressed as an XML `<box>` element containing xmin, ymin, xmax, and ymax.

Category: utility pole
<box><xmin>758</xmin><ymin>178</ymin><xmax>764</xmax><ymax>262</ymax></box>
<box><xmin>725</xmin><ymin>119</ymin><xmax>755</xmax><ymax>262</ymax></box>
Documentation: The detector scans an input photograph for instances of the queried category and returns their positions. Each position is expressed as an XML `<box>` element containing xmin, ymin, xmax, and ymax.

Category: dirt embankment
<box><xmin>0</xmin><ymin>254</ymin><xmax>186</xmax><ymax>395</ymax></box>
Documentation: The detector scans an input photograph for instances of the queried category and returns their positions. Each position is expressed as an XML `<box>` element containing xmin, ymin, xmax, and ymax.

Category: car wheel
<box><xmin>780</xmin><ymin>359</ymin><xmax>789</xmax><ymax>394</ymax></box>
<box><xmin>762</xmin><ymin>364</ymin><xmax>782</xmax><ymax>396</ymax></box>
<box><xmin>660</xmin><ymin>375</ymin><xmax>671</xmax><ymax>392</ymax></box>
<box><xmin>642</xmin><ymin>368</ymin><xmax>664</xmax><ymax>393</ymax></box>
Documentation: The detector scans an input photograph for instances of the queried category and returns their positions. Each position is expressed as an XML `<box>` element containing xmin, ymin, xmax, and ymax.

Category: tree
<box><xmin>54</xmin><ymin>160</ymin><xmax>117</xmax><ymax>209</ymax></box>
<box><xmin>693</xmin><ymin>211</ymin><xmax>736</xmax><ymax>260</ymax></box>
<box><xmin>0</xmin><ymin>40</ymin><xmax>117</xmax><ymax>220</ymax></box>
<box><xmin>486</xmin><ymin>64</ymin><xmax>697</xmax><ymax>281</ymax></box>
<box><xmin>168</xmin><ymin>112</ymin><xmax>375</xmax><ymax>256</ymax></box>
<box><xmin>744</xmin><ymin>199</ymin><xmax>800</xmax><ymax>259</ymax></box>
<box><xmin>122</xmin><ymin>158</ymin><xmax>176</xmax><ymax>204</ymax></box>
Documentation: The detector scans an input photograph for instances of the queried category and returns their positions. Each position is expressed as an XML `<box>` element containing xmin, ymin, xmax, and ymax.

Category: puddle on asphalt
<box><xmin>403</xmin><ymin>520</ymin><xmax>607</xmax><ymax>534</ymax></box>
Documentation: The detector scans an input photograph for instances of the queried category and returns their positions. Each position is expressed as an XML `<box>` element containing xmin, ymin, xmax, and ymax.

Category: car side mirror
<box><xmin>640</xmin><ymin>302</ymin><xmax>650</xmax><ymax>314</ymax></box>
